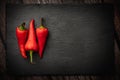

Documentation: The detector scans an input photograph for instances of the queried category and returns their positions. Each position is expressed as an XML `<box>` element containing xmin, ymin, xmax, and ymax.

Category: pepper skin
<box><xmin>16</xmin><ymin>23</ymin><xmax>28</xmax><ymax>58</ymax></box>
<box><xmin>36</xmin><ymin>18</ymin><xmax>48</xmax><ymax>58</ymax></box>
<box><xmin>25</xmin><ymin>19</ymin><xmax>38</xmax><ymax>63</ymax></box>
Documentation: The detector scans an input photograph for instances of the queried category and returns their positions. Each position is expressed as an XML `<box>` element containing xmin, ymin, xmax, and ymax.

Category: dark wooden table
<box><xmin>0</xmin><ymin>0</ymin><xmax>120</xmax><ymax>80</ymax></box>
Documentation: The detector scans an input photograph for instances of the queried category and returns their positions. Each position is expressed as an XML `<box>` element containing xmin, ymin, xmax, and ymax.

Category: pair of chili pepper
<box><xmin>16</xmin><ymin>18</ymin><xmax>48</xmax><ymax>63</ymax></box>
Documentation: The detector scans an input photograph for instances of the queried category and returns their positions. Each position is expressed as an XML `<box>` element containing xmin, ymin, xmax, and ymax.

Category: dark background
<box><xmin>0</xmin><ymin>0</ymin><xmax>120</xmax><ymax>80</ymax></box>
<box><xmin>6</xmin><ymin>4</ymin><xmax>114</xmax><ymax>75</ymax></box>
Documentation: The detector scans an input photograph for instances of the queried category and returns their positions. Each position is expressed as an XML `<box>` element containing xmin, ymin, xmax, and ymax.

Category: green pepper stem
<box><xmin>30</xmin><ymin>50</ymin><xmax>33</xmax><ymax>63</ymax></box>
<box><xmin>19</xmin><ymin>22</ymin><xmax>26</xmax><ymax>30</ymax></box>
<box><xmin>40</xmin><ymin>18</ymin><xmax>44</xmax><ymax>28</ymax></box>
<box><xmin>40</xmin><ymin>18</ymin><xmax>43</xmax><ymax>26</ymax></box>
<box><xmin>21</xmin><ymin>22</ymin><xmax>25</xmax><ymax>27</ymax></box>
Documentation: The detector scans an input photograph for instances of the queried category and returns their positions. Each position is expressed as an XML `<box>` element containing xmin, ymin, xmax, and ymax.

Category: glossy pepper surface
<box><xmin>25</xmin><ymin>19</ymin><xmax>38</xmax><ymax>63</ymax></box>
<box><xmin>36</xmin><ymin>18</ymin><xmax>48</xmax><ymax>58</ymax></box>
<box><xmin>16</xmin><ymin>23</ymin><xmax>28</xmax><ymax>58</ymax></box>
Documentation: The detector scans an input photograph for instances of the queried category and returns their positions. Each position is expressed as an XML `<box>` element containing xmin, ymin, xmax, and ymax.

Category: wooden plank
<box><xmin>103</xmin><ymin>0</ymin><xmax>114</xmax><ymax>3</ymax></box>
<box><xmin>0</xmin><ymin>0</ymin><xmax>6</xmax><ymax>74</ymax></box>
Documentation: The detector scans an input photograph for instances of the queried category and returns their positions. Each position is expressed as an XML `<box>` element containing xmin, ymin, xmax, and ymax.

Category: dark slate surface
<box><xmin>6</xmin><ymin>4</ymin><xmax>115</xmax><ymax>75</ymax></box>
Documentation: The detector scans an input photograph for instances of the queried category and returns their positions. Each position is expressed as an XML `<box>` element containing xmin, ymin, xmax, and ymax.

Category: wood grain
<box><xmin>0</xmin><ymin>0</ymin><xmax>120</xmax><ymax>80</ymax></box>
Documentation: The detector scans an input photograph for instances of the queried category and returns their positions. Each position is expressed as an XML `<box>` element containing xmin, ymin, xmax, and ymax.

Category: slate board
<box><xmin>6</xmin><ymin>4</ymin><xmax>115</xmax><ymax>75</ymax></box>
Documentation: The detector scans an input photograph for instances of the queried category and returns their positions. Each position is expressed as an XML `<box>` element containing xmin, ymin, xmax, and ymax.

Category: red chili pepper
<box><xmin>36</xmin><ymin>18</ymin><xmax>48</xmax><ymax>58</ymax></box>
<box><xmin>16</xmin><ymin>22</ymin><xmax>28</xmax><ymax>58</ymax></box>
<box><xmin>25</xmin><ymin>19</ymin><xmax>38</xmax><ymax>63</ymax></box>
